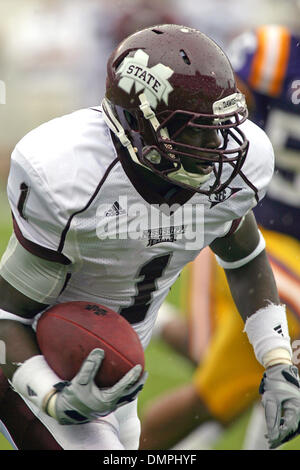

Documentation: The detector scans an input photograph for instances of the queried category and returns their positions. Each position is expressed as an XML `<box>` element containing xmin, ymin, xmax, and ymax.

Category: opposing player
<box><xmin>140</xmin><ymin>24</ymin><xmax>300</xmax><ymax>450</ymax></box>
<box><xmin>0</xmin><ymin>24</ymin><xmax>299</xmax><ymax>450</ymax></box>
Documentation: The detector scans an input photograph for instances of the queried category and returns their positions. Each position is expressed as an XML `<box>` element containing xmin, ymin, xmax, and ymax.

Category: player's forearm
<box><xmin>0</xmin><ymin>276</ymin><xmax>49</xmax><ymax>379</ymax></box>
<box><xmin>0</xmin><ymin>318</ymin><xmax>64</xmax><ymax>416</ymax></box>
<box><xmin>0</xmin><ymin>319</ymin><xmax>41</xmax><ymax>380</ymax></box>
<box><xmin>225</xmin><ymin>250</ymin><xmax>292</xmax><ymax>368</ymax></box>
<box><xmin>224</xmin><ymin>250</ymin><xmax>280</xmax><ymax>322</ymax></box>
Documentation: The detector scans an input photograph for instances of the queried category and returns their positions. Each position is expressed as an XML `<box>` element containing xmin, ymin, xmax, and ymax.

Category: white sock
<box><xmin>242</xmin><ymin>402</ymin><xmax>269</xmax><ymax>450</ymax></box>
<box><xmin>152</xmin><ymin>302</ymin><xmax>180</xmax><ymax>339</ymax></box>
<box><xmin>171</xmin><ymin>422</ymin><xmax>223</xmax><ymax>450</ymax></box>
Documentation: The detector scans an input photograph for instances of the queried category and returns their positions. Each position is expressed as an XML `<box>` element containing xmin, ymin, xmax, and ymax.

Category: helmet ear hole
<box><xmin>124</xmin><ymin>110</ymin><xmax>138</xmax><ymax>131</ymax></box>
<box><xmin>180</xmin><ymin>50</ymin><xmax>191</xmax><ymax>65</ymax></box>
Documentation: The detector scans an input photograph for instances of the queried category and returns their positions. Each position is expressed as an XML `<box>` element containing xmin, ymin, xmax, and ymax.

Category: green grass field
<box><xmin>0</xmin><ymin>186</ymin><xmax>300</xmax><ymax>451</ymax></box>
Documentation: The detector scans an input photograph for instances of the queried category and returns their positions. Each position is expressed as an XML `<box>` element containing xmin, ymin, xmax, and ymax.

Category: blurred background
<box><xmin>1</xmin><ymin>0</ymin><xmax>299</xmax><ymax>184</ymax></box>
<box><xmin>0</xmin><ymin>0</ymin><xmax>300</xmax><ymax>450</ymax></box>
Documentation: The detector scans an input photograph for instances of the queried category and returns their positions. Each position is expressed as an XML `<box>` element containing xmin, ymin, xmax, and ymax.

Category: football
<box><xmin>36</xmin><ymin>301</ymin><xmax>145</xmax><ymax>388</ymax></box>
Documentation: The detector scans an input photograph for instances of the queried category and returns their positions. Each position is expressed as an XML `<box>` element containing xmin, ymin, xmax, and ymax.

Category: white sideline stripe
<box><xmin>258</xmin><ymin>26</ymin><xmax>281</xmax><ymax>94</ymax></box>
<box><xmin>271</xmin><ymin>260</ymin><xmax>300</xmax><ymax>316</ymax></box>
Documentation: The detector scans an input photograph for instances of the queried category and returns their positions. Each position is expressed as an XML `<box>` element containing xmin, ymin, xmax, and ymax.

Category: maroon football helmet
<box><xmin>102</xmin><ymin>24</ymin><xmax>249</xmax><ymax>195</ymax></box>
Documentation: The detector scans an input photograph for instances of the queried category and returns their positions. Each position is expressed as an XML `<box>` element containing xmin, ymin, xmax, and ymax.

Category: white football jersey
<box><xmin>7</xmin><ymin>107</ymin><xmax>274</xmax><ymax>348</ymax></box>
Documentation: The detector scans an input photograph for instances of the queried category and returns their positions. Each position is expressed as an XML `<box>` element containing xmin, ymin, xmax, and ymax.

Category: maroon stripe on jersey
<box><xmin>226</xmin><ymin>159</ymin><xmax>259</xmax><ymax>203</ymax></box>
<box><xmin>223</xmin><ymin>217</ymin><xmax>243</xmax><ymax>238</ymax></box>
<box><xmin>12</xmin><ymin>214</ymin><xmax>72</xmax><ymax>265</ymax></box>
<box><xmin>58</xmin><ymin>157</ymin><xmax>119</xmax><ymax>253</ymax></box>
<box><xmin>58</xmin><ymin>272</ymin><xmax>72</xmax><ymax>296</ymax></box>
<box><xmin>0</xmin><ymin>371</ymin><xmax>63</xmax><ymax>450</ymax></box>
<box><xmin>238</xmin><ymin>170</ymin><xmax>259</xmax><ymax>202</ymax></box>
<box><xmin>17</xmin><ymin>182</ymin><xmax>30</xmax><ymax>220</ymax></box>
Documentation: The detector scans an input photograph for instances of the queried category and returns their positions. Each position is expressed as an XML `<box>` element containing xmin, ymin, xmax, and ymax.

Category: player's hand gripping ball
<box><xmin>36</xmin><ymin>301</ymin><xmax>145</xmax><ymax>388</ymax></box>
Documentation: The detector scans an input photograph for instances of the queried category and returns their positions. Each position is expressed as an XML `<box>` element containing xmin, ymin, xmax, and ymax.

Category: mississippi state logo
<box><xmin>116</xmin><ymin>49</ymin><xmax>174</xmax><ymax>109</ymax></box>
<box><xmin>144</xmin><ymin>225</ymin><xmax>185</xmax><ymax>247</ymax></box>
<box><xmin>209</xmin><ymin>187</ymin><xmax>242</xmax><ymax>208</ymax></box>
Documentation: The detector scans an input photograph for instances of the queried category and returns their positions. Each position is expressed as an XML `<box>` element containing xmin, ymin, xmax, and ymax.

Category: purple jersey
<box><xmin>228</xmin><ymin>25</ymin><xmax>300</xmax><ymax>240</ymax></box>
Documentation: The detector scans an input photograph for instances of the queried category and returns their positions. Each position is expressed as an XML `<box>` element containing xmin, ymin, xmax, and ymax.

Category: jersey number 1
<box><xmin>120</xmin><ymin>253</ymin><xmax>172</xmax><ymax>324</ymax></box>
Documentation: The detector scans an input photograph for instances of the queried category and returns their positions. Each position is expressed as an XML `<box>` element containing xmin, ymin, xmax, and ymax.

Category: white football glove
<box><xmin>46</xmin><ymin>348</ymin><xmax>147</xmax><ymax>425</ymax></box>
<box><xmin>259</xmin><ymin>364</ymin><xmax>300</xmax><ymax>449</ymax></box>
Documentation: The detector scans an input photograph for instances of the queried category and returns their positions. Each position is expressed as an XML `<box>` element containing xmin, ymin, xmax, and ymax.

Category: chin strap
<box><xmin>138</xmin><ymin>93</ymin><xmax>170</xmax><ymax>140</ymax></box>
<box><xmin>169</xmin><ymin>167</ymin><xmax>211</xmax><ymax>187</ymax></box>
<box><xmin>101</xmin><ymin>96</ymin><xmax>166</xmax><ymax>171</ymax></box>
<box><xmin>101</xmin><ymin>98</ymin><xmax>140</xmax><ymax>165</ymax></box>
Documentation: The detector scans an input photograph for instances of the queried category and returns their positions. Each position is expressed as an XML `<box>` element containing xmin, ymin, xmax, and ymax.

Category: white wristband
<box><xmin>11</xmin><ymin>355</ymin><xmax>61</xmax><ymax>411</ymax></box>
<box><xmin>244</xmin><ymin>303</ymin><xmax>292</xmax><ymax>366</ymax></box>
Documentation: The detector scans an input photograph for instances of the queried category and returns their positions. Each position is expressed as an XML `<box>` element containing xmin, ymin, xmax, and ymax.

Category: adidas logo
<box><xmin>27</xmin><ymin>385</ymin><xmax>37</xmax><ymax>397</ymax></box>
<box><xmin>105</xmin><ymin>202</ymin><xmax>126</xmax><ymax>217</ymax></box>
<box><xmin>274</xmin><ymin>324</ymin><xmax>284</xmax><ymax>336</ymax></box>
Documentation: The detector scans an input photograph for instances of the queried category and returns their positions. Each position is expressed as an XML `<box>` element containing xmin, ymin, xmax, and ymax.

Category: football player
<box><xmin>140</xmin><ymin>24</ymin><xmax>300</xmax><ymax>450</ymax></box>
<box><xmin>0</xmin><ymin>24</ymin><xmax>299</xmax><ymax>450</ymax></box>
